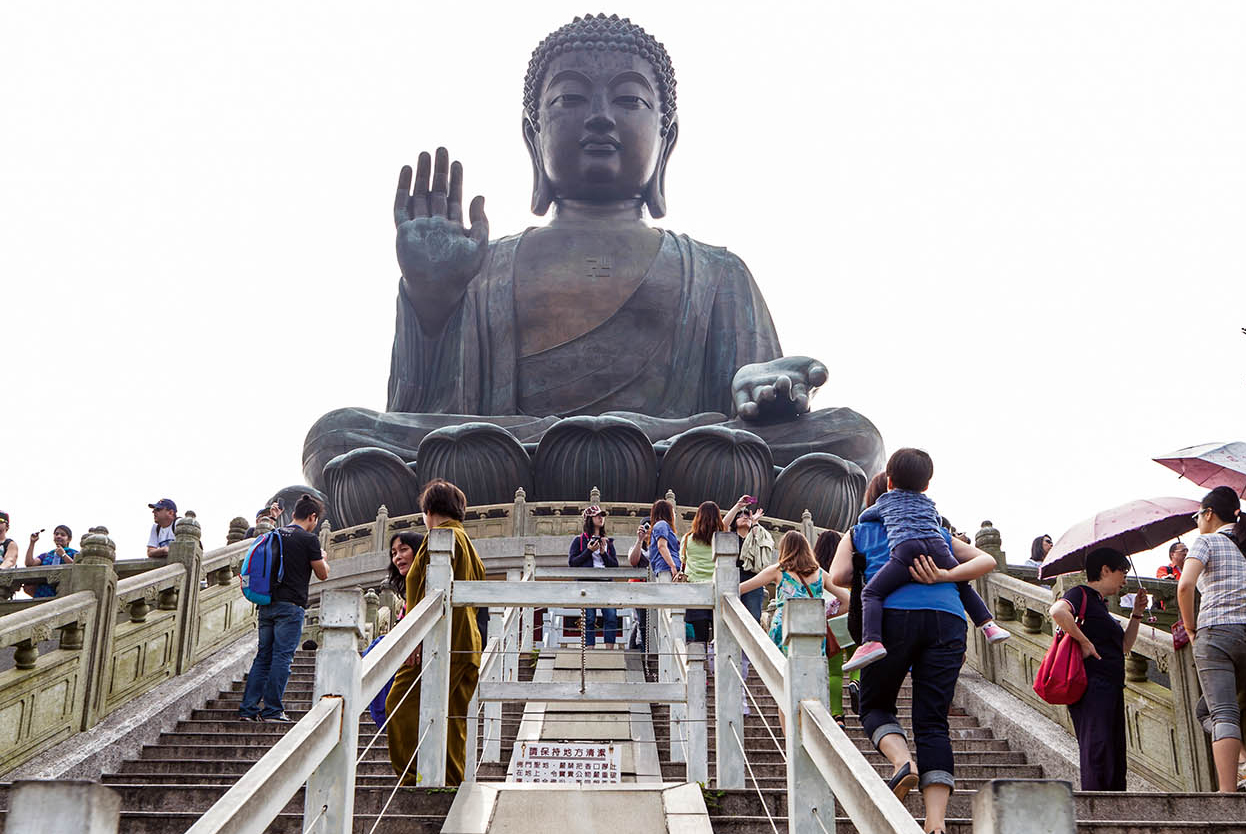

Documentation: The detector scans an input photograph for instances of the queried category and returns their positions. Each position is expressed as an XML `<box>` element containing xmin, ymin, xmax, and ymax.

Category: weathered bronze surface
<box><xmin>302</xmin><ymin>14</ymin><xmax>884</xmax><ymax>526</ymax></box>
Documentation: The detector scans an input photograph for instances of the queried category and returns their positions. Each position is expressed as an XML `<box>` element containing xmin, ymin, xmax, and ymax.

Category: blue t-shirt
<box><xmin>854</xmin><ymin>522</ymin><xmax>964</xmax><ymax>621</ymax></box>
<box><xmin>33</xmin><ymin>547</ymin><xmax>78</xmax><ymax>598</ymax></box>
<box><xmin>647</xmin><ymin>520</ymin><xmax>682</xmax><ymax>575</ymax></box>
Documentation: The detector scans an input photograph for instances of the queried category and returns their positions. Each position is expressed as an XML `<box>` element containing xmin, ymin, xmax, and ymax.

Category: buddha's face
<box><xmin>535</xmin><ymin>48</ymin><xmax>664</xmax><ymax>202</ymax></box>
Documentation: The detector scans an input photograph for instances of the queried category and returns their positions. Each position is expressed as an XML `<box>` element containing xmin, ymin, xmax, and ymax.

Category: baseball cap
<box><xmin>0</xmin><ymin>511</ymin><xmax>8</xmax><ymax>525</ymax></box>
<box><xmin>148</xmin><ymin>498</ymin><xmax>177</xmax><ymax>512</ymax></box>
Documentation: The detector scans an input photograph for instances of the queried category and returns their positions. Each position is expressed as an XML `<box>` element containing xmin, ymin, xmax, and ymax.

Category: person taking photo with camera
<box><xmin>569</xmin><ymin>505</ymin><xmax>620</xmax><ymax>648</ymax></box>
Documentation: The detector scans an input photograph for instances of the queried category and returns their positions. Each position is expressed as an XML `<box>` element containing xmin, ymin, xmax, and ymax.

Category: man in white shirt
<box><xmin>146</xmin><ymin>498</ymin><xmax>178</xmax><ymax>558</ymax></box>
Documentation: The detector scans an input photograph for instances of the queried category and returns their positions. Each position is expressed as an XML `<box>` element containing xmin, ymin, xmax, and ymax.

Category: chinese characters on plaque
<box><xmin>508</xmin><ymin>741</ymin><xmax>622</xmax><ymax>784</ymax></box>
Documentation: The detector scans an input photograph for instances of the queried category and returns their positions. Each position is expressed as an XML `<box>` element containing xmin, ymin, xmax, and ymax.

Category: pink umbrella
<box><xmin>1154</xmin><ymin>441</ymin><xmax>1246</xmax><ymax>497</ymax></box>
<box><xmin>1039</xmin><ymin>496</ymin><xmax>1201</xmax><ymax>580</ymax></box>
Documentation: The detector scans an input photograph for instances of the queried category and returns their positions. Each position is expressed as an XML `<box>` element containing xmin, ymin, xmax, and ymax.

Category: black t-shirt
<box><xmin>272</xmin><ymin>525</ymin><xmax>323</xmax><ymax>608</ymax></box>
<box><xmin>1062</xmin><ymin>585</ymin><xmax>1124</xmax><ymax>684</ymax></box>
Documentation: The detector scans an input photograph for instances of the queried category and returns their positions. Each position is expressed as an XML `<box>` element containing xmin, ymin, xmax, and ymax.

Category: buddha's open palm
<box><xmin>394</xmin><ymin>147</ymin><xmax>489</xmax><ymax>302</ymax></box>
<box><xmin>731</xmin><ymin>356</ymin><xmax>828</xmax><ymax>421</ymax></box>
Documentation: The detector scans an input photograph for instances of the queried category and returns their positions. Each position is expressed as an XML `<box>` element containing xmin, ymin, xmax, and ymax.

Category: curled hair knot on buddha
<box><xmin>523</xmin><ymin>13</ymin><xmax>678</xmax><ymax>137</ymax></box>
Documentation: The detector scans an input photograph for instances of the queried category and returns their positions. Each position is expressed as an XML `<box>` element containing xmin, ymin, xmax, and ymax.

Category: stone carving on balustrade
<box><xmin>283</xmin><ymin>13</ymin><xmax>885</xmax><ymax>530</ymax></box>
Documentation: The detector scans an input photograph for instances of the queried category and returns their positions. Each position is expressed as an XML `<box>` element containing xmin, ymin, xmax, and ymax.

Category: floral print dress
<box><xmin>767</xmin><ymin>570</ymin><xmax>825</xmax><ymax>654</ymax></box>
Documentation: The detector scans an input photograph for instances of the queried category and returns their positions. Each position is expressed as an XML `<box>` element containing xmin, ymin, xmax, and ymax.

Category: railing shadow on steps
<box><xmin>0</xmin><ymin>514</ymin><xmax>257</xmax><ymax>776</ymax></box>
<box><xmin>4</xmin><ymin>527</ymin><xmax>1087</xmax><ymax>834</ymax></box>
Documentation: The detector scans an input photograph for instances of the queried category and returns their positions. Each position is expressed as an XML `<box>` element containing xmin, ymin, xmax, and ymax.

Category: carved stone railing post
<box><xmin>975</xmin><ymin>520</ymin><xmax>1007</xmax><ymax>570</ymax></box>
<box><xmin>784</xmin><ymin>597</ymin><xmax>834</xmax><ymax>834</ymax></box>
<box><xmin>305</xmin><ymin>589</ymin><xmax>365</xmax><ymax>834</ymax></box>
<box><xmin>801</xmin><ymin>509</ymin><xmax>816</xmax><ymax>544</ymax></box>
<box><xmin>416</xmin><ymin>528</ymin><xmax>454</xmax><ymax>787</ymax></box>
<box><xmin>665</xmin><ymin>488</ymin><xmax>677</xmax><ymax>508</ymax></box>
<box><xmin>6</xmin><ymin>780</ymin><xmax>120</xmax><ymax>834</ymax></box>
<box><xmin>511</xmin><ymin>487</ymin><xmax>528</xmax><ymax>537</ymax></box>
<box><xmin>65</xmin><ymin>526</ymin><xmax>119</xmax><ymax>728</ymax></box>
<box><xmin>319</xmin><ymin>519</ymin><xmax>332</xmax><ymax>552</ymax></box>
<box><xmin>373</xmin><ymin>505</ymin><xmax>390</xmax><ymax>556</ymax></box>
<box><xmin>589</xmin><ymin>485</ymin><xmax>601</xmax><ymax>505</ymax></box>
<box><xmin>712</xmin><ymin>531</ymin><xmax>744</xmax><ymax>789</ymax></box>
<box><xmin>226</xmin><ymin>517</ymin><xmax>250</xmax><ymax>545</ymax></box>
<box><xmin>169</xmin><ymin>513</ymin><xmax>203</xmax><ymax>674</ymax></box>
<box><xmin>364</xmin><ymin>589</ymin><xmax>380</xmax><ymax>640</ymax></box>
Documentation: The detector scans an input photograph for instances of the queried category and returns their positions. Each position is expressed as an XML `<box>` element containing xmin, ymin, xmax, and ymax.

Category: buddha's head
<box><xmin>523</xmin><ymin>14</ymin><xmax>678</xmax><ymax>218</ymax></box>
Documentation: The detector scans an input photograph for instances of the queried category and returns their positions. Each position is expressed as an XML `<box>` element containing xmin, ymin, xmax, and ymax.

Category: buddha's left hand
<box><xmin>731</xmin><ymin>356</ymin><xmax>828</xmax><ymax>421</ymax></box>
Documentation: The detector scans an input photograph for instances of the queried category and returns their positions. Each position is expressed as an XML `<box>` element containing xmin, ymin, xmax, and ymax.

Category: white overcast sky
<box><xmin>3</xmin><ymin>2</ymin><xmax>1243</xmax><ymax>573</ymax></box>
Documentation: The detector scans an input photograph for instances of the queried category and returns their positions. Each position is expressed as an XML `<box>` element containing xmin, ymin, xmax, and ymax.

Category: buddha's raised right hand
<box><xmin>394</xmin><ymin>147</ymin><xmax>489</xmax><ymax>330</ymax></box>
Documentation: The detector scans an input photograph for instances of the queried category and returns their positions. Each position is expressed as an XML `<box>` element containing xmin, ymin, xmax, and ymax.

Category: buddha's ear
<box><xmin>644</xmin><ymin>118</ymin><xmax>679</xmax><ymax>220</ymax></box>
<box><xmin>523</xmin><ymin>116</ymin><xmax>554</xmax><ymax>216</ymax></box>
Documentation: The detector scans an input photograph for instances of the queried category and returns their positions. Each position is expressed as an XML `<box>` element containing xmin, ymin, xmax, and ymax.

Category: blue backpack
<box><xmin>240</xmin><ymin>528</ymin><xmax>285</xmax><ymax>605</ymax></box>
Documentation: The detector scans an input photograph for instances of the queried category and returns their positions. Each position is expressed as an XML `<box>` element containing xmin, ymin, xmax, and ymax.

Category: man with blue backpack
<box><xmin>238</xmin><ymin>493</ymin><xmax>330</xmax><ymax>722</ymax></box>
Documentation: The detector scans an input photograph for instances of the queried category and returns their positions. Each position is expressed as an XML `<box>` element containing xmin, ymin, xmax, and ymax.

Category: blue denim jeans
<box><xmin>859</xmin><ymin>608</ymin><xmax>966</xmax><ymax>790</ymax></box>
<box><xmin>240</xmin><ymin>601</ymin><xmax>306</xmax><ymax>718</ymax></box>
<box><xmin>583</xmin><ymin>608</ymin><xmax>618</xmax><ymax>646</ymax></box>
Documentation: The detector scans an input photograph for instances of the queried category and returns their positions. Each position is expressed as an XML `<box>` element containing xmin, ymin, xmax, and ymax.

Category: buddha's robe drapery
<box><xmin>387</xmin><ymin>230</ymin><xmax>783</xmax><ymax>419</ymax></box>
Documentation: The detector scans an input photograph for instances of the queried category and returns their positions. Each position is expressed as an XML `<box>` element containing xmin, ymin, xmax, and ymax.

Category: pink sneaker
<box><xmin>843</xmin><ymin>641</ymin><xmax>887</xmax><ymax>672</ymax></box>
<box><xmin>982</xmin><ymin>622</ymin><xmax>1011</xmax><ymax>644</ymax></box>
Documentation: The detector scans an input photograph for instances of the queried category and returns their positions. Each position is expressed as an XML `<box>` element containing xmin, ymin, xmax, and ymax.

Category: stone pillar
<box><xmin>975</xmin><ymin>521</ymin><xmax>1007</xmax><ymax>571</ymax></box>
<box><xmin>482</xmin><ymin>608</ymin><xmax>504</xmax><ymax>763</ymax></box>
<box><xmin>305</xmin><ymin>589</ymin><xmax>365</xmax><ymax>834</ymax></box>
<box><xmin>972</xmin><ymin>779</ymin><xmax>1074</xmax><ymax>834</ymax></box>
<box><xmin>589</xmin><ymin>485</ymin><xmax>601</xmax><ymax>505</ymax></box>
<box><xmin>711</xmin><ymin>531</ymin><xmax>744</xmax><ymax>789</ymax></box>
<box><xmin>801</xmin><ymin>509</ymin><xmax>816</xmax><ymax>544</ymax></box>
<box><xmin>783</xmin><ymin>597</ymin><xmax>835</xmax><ymax>834</ymax></box>
<box><xmin>416</xmin><ymin>527</ymin><xmax>453</xmax><ymax>787</ymax></box>
<box><xmin>169</xmin><ymin>513</ymin><xmax>203</xmax><ymax>674</ymax></box>
<box><xmin>65</xmin><ymin>526</ymin><xmax>119</xmax><ymax>728</ymax></box>
<box><xmin>511</xmin><ymin>487</ymin><xmax>527</xmax><ymax>537</ymax></box>
<box><xmin>319</xmin><ymin>519</ymin><xmax>332</xmax><ymax>553</ymax></box>
<box><xmin>686</xmin><ymin>641</ymin><xmax>708</xmax><ymax>786</ymax></box>
<box><xmin>6</xmin><ymin>781</ymin><xmax>120</xmax><ymax>834</ymax></box>
<box><xmin>226</xmin><ymin>517</ymin><xmax>250</xmax><ymax>545</ymax></box>
<box><xmin>520</xmin><ymin>544</ymin><xmax>535</xmax><ymax>652</ymax></box>
<box><xmin>372</xmin><ymin>505</ymin><xmax>390</xmax><ymax>556</ymax></box>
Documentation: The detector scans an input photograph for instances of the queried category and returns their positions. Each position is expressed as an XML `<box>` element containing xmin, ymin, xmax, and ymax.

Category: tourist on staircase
<box><xmin>679</xmin><ymin>501</ymin><xmax>723</xmax><ymax>645</ymax></box>
<box><xmin>23</xmin><ymin>524</ymin><xmax>76</xmax><ymax>597</ymax></box>
<box><xmin>843</xmin><ymin>448</ymin><xmax>1009</xmax><ymax>673</ymax></box>
<box><xmin>238</xmin><ymin>493</ymin><xmax>329</xmax><ymax>723</ymax></box>
<box><xmin>1177</xmin><ymin>485</ymin><xmax>1246</xmax><ymax>793</ymax></box>
<box><xmin>145</xmin><ymin>497</ymin><xmax>178</xmax><ymax>558</ymax></box>
<box><xmin>723</xmin><ymin>495</ymin><xmax>774</xmax><ymax>714</ymax></box>
<box><xmin>386</xmin><ymin>479</ymin><xmax>486</xmax><ymax>786</ymax></box>
<box><xmin>0</xmin><ymin>512</ymin><xmax>17</xmax><ymax>569</ymax></box>
<box><xmin>627</xmin><ymin>519</ymin><xmax>652</xmax><ymax>650</ymax></box>
<box><xmin>741</xmin><ymin>530</ymin><xmax>838</xmax><ymax>735</ymax></box>
<box><xmin>831</xmin><ymin>470</ymin><xmax>999</xmax><ymax>832</ymax></box>
<box><xmin>568</xmin><ymin>505</ymin><xmax>619</xmax><ymax>648</ymax></box>
<box><xmin>647</xmin><ymin>499</ymin><xmax>682</xmax><ymax>578</ymax></box>
<box><xmin>814</xmin><ymin>529</ymin><xmax>853</xmax><ymax>729</ymax></box>
<box><xmin>1049</xmin><ymin>547</ymin><xmax>1147</xmax><ymax>791</ymax></box>
<box><xmin>364</xmin><ymin>530</ymin><xmax>424</xmax><ymax>728</ymax></box>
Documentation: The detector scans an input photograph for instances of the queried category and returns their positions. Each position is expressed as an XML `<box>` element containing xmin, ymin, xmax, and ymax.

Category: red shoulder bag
<box><xmin>1033</xmin><ymin>590</ymin><xmax>1090</xmax><ymax>705</ymax></box>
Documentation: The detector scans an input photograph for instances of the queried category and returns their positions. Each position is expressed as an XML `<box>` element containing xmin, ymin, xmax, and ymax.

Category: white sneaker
<box><xmin>982</xmin><ymin>622</ymin><xmax>1011</xmax><ymax>644</ymax></box>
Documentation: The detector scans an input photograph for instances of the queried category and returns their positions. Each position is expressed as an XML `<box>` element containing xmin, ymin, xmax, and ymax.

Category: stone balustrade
<box><xmin>0</xmin><ymin>513</ymin><xmax>258</xmax><ymax>776</ymax></box>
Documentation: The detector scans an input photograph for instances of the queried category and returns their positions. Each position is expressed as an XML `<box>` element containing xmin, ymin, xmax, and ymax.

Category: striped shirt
<box><xmin>1187</xmin><ymin>525</ymin><xmax>1246</xmax><ymax>629</ymax></box>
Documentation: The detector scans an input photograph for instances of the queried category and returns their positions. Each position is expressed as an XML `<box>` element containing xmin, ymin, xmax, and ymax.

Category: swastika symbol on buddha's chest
<box><xmin>585</xmin><ymin>255</ymin><xmax>612</xmax><ymax>279</ymax></box>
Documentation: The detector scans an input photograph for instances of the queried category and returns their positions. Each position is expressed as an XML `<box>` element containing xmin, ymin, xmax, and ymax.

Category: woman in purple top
<box><xmin>844</xmin><ymin>448</ymin><xmax>1007</xmax><ymax>672</ymax></box>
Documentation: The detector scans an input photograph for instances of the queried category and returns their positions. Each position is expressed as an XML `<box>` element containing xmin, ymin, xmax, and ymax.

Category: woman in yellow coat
<box><xmin>386</xmin><ymin>478</ymin><xmax>486</xmax><ymax>786</ymax></box>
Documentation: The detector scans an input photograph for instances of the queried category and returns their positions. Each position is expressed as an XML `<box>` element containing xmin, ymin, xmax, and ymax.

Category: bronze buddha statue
<box><xmin>300</xmin><ymin>14</ymin><xmax>884</xmax><ymax>528</ymax></box>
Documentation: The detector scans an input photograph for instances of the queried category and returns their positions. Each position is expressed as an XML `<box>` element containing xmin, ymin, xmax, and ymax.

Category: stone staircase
<box><xmin>2</xmin><ymin>647</ymin><xmax>1245</xmax><ymax>833</ymax></box>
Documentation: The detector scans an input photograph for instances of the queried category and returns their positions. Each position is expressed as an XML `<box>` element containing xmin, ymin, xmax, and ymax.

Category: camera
<box><xmin>589</xmin><ymin>535</ymin><xmax>601</xmax><ymax>546</ymax></box>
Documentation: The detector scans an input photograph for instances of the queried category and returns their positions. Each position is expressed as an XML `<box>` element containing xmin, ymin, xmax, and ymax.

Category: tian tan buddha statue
<box><xmin>298</xmin><ymin>14</ymin><xmax>884</xmax><ymax>529</ymax></box>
